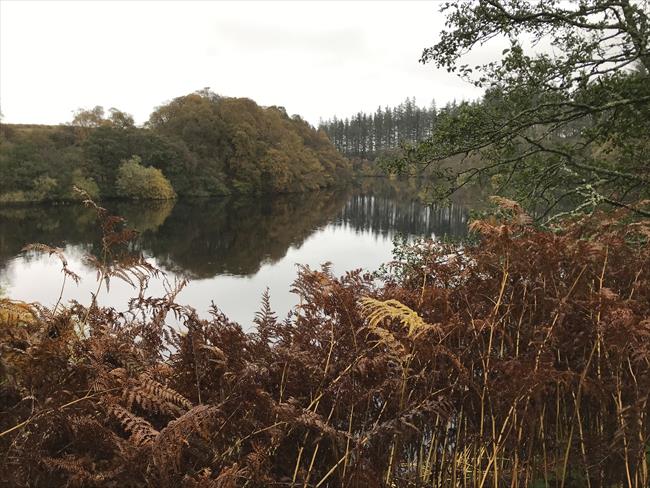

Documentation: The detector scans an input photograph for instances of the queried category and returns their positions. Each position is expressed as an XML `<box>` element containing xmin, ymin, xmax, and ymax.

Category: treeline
<box><xmin>319</xmin><ymin>97</ymin><xmax>446</xmax><ymax>159</ymax></box>
<box><xmin>0</xmin><ymin>89</ymin><xmax>351</xmax><ymax>203</ymax></box>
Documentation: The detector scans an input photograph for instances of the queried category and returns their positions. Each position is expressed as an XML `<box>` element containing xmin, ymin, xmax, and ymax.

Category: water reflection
<box><xmin>135</xmin><ymin>190</ymin><xmax>352</xmax><ymax>278</ymax></box>
<box><xmin>338</xmin><ymin>192</ymin><xmax>468</xmax><ymax>237</ymax></box>
<box><xmin>0</xmin><ymin>179</ymin><xmax>474</xmax><ymax>324</ymax></box>
<box><xmin>1</xmin><ymin>180</ymin><xmax>470</xmax><ymax>280</ymax></box>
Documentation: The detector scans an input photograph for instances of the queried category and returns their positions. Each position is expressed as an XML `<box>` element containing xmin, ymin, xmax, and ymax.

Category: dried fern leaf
<box><xmin>0</xmin><ymin>299</ymin><xmax>38</xmax><ymax>327</ymax></box>
<box><xmin>360</xmin><ymin>297</ymin><xmax>440</xmax><ymax>339</ymax></box>
<box><xmin>139</xmin><ymin>373</ymin><xmax>193</xmax><ymax>410</ymax></box>
<box><xmin>107</xmin><ymin>403</ymin><xmax>159</xmax><ymax>446</ymax></box>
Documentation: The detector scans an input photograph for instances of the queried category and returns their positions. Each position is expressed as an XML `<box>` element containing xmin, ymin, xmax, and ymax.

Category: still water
<box><xmin>0</xmin><ymin>179</ymin><xmax>471</xmax><ymax>326</ymax></box>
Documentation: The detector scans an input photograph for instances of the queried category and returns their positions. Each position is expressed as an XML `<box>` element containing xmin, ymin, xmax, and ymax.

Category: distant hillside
<box><xmin>0</xmin><ymin>90</ymin><xmax>351</xmax><ymax>203</ymax></box>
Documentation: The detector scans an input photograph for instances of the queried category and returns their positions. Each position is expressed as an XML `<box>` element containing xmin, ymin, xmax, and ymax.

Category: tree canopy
<box><xmin>148</xmin><ymin>92</ymin><xmax>351</xmax><ymax>195</ymax></box>
<box><xmin>392</xmin><ymin>0</ymin><xmax>650</xmax><ymax>219</ymax></box>
<box><xmin>0</xmin><ymin>91</ymin><xmax>351</xmax><ymax>203</ymax></box>
<box><xmin>319</xmin><ymin>97</ymin><xmax>439</xmax><ymax>160</ymax></box>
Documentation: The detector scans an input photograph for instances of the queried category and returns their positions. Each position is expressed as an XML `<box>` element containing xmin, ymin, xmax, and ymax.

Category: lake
<box><xmin>0</xmin><ymin>179</ymin><xmax>473</xmax><ymax>326</ymax></box>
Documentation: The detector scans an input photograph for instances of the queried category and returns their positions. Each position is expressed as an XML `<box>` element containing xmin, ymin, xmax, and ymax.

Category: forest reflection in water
<box><xmin>0</xmin><ymin>178</ymin><xmax>474</xmax><ymax>326</ymax></box>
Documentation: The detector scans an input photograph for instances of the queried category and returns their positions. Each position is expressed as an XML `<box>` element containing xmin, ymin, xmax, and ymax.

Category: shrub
<box><xmin>69</xmin><ymin>169</ymin><xmax>100</xmax><ymax>200</ymax></box>
<box><xmin>0</xmin><ymin>191</ymin><xmax>29</xmax><ymax>204</ymax></box>
<box><xmin>31</xmin><ymin>176</ymin><xmax>59</xmax><ymax>201</ymax></box>
<box><xmin>0</xmin><ymin>178</ymin><xmax>59</xmax><ymax>204</ymax></box>
<box><xmin>115</xmin><ymin>155</ymin><xmax>176</xmax><ymax>200</ymax></box>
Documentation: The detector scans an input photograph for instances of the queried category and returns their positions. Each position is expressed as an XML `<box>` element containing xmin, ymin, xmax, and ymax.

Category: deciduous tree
<box><xmin>393</xmin><ymin>0</ymin><xmax>650</xmax><ymax>219</ymax></box>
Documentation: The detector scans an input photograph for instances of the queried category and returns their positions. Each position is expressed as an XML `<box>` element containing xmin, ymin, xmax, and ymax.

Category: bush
<box><xmin>0</xmin><ymin>191</ymin><xmax>29</xmax><ymax>204</ymax></box>
<box><xmin>0</xmin><ymin>178</ymin><xmax>59</xmax><ymax>204</ymax></box>
<box><xmin>69</xmin><ymin>169</ymin><xmax>100</xmax><ymax>200</ymax></box>
<box><xmin>115</xmin><ymin>155</ymin><xmax>176</xmax><ymax>200</ymax></box>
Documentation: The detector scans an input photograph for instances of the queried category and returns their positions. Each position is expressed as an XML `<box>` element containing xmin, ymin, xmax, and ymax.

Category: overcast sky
<box><xmin>0</xmin><ymin>1</ymin><xmax>493</xmax><ymax>127</ymax></box>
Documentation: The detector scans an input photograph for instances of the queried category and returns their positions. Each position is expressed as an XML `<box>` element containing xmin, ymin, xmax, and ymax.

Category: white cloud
<box><xmin>0</xmin><ymin>0</ymin><xmax>490</xmax><ymax>127</ymax></box>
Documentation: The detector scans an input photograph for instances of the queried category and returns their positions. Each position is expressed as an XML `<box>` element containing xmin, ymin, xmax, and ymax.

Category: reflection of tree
<box><xmin>114</xmin><ymin>200</ymin><xmax>175</xmax><ymax>234</ymax></box>
<box><xmin>342</xmin><ymin>178</ymin><xmax>477</xmax><ymax>238</ymax></box>
<box><xmin>0</xmin><ymin>201</ymin><xmax>176</xmax><ymax>273</ymax></box>
<box><xmin>0</xmin><ymin>180</ymin><xmax>475</xmax><ymax>281</ymax></box>
<box><xmin>139</xmin><ymin>190</ymin><xmax>352</xmax><ymax>278</ymax></box>
<box><xmin>0</xmin><ymin>205</ymin><xmax>97</xmax><ymax>271</ymax></box>
<box><xmin>338</xmin><ymin>194</ymin><xmax>468</xmax><ymax>238</ymax></box>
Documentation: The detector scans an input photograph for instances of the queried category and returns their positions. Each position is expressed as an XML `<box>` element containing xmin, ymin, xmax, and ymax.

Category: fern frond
<box><xmin>0</xmin><ymin>299</ymin><xmax>38</xmax><ymax>327</ymax></box>
<box><xmin>123</xmin><ymin>386</ymin><xmax>183</xmax><ymax>417</ymax></box>
<box><xmin>41</xmin><ymin>455</ymin><xmax>101</xmax><ymax>485</ymax></box>
<box><xmin>120</xmin><ymin>373</ymin><xmax>192</xmax><ymax>417</ymax></box>
<box><xmin>139</xmin><ymin>373</ymin><xmax>193</xmax><ymax>410</ymax></box>
<box><xmin>107</xmin><ymin>403</ymin><xmax>159</xmax><ymax>446</ymax></box>
<box><xmin>489</xmin><ymin>196</ymin><xmax>523</xmax><ymax>213</ymax></box>
<box><xmin>151</xmin><ymin>405</ymin><xmax>222</xmax><ymax>478</ymax></box>
<box><xmin>360</xmin><ymin>297</ymin><xmax>440</xmax><ymax>339</ymax></box>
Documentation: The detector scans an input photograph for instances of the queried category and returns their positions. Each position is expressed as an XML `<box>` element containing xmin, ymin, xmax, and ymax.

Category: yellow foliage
<box><xmin>360</xmin><ymin>297</ymin><xmax>441</xmax><ymax>341</ymax></box>
<box><xmin>116</xmin><ymin>156</ymin><xmax>176</xmax><ymax>200</ymax></box>
<box><xmin>0</xmin><ymin>299</ymin><xmax>37</xmax><ymax>328</ymax></box>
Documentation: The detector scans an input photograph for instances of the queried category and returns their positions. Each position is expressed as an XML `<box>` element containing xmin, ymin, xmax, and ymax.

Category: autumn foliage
<box><xmin>1</xmin><ymin>197</ymin><xmax>649</xmax><ymax>487</ymax></box>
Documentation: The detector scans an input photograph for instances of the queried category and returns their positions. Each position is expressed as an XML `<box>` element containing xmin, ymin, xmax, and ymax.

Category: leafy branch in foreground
<box><xmin>391</xmin><ymin>0</ymin><xmax>650</xmax><ymax>219</ymax></box>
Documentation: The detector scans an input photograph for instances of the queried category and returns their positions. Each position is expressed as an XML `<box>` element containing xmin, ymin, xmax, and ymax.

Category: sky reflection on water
<box><xmin>0</xmin><ymin>180</ymin><xmax>472</xmax><ymax>327</ymax></box>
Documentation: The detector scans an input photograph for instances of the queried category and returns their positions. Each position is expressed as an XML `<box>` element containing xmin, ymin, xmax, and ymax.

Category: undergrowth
<box><xmin>1</xmin><ymin>195</ymin><xmax>649</xmax><ymax>487</ymax></box>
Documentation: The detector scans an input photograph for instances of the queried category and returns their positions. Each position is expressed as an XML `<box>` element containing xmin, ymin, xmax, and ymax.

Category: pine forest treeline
<box><xmin>319</xmin><ymin>97</ymin><xmax>448</xmax><ymax>160</ymax></box>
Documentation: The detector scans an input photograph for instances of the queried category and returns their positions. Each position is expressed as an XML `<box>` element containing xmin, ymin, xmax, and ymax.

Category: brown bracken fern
<box><xmin>1</xmin><ymin>196</ymin><xmax>649</xmax><ymax>487</ymax></box>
